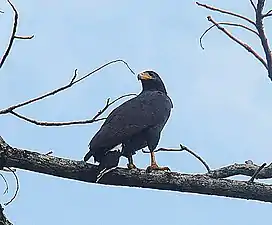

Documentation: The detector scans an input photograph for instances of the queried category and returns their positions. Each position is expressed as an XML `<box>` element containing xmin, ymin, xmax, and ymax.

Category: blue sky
<box><xmin>1</xmin><ymin>0</ymin><xmax>272</xmax><ymax>224</ymax></box>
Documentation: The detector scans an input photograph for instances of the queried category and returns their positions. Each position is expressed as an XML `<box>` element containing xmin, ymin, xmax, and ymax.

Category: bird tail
<box><xmin>84</xmin><ymin>150</ymin><xmax>93</xmax><ymax>162</ymax></box>
<box><xmin>96</xmin><ymin>150</ymin><xmax>122</xmax><ymax>183</ymax></box>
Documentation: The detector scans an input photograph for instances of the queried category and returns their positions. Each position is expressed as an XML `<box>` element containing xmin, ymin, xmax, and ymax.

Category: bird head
<box><xmin>137</xmin><ymin>71</ymin><xmax>167</xmax><ymax>94</ymax></box>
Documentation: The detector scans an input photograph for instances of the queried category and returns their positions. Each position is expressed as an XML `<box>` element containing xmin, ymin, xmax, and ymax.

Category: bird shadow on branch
<box><xmin>197</xmin><ymin>0</ymin><xmax>272</xmax><ymax>81</ymax></box>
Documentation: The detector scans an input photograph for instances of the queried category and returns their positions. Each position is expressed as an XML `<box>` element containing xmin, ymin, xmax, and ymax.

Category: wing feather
<box><xmin>90</xmin><ymin>91</ymin><xmax>172</xmax><ymax>150</ymax></box>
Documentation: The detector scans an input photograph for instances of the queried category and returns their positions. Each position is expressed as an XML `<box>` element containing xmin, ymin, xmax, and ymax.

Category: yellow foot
<box><xmin>146</xmin><ymin>164</ymin><xmax>170</xmax><ymax>173</ymax></box>
<box><xmin>127</xmin><ymin>163</ymin><xmax>137</xmax><ymax>170</ymax></box>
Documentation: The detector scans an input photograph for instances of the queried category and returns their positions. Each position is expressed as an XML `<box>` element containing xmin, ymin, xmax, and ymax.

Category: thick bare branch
<box><xmin>8</xmin><ymin>94</ymin><xmax>136</xmax><ymax>126</ymax></box>
<box><xmin>1</xmin><ymin>136</ymin><xmax>272</xmax><ymax>203</ymax></box>
<box><xmin>207</xmin><ymin>16</ymin><xmax>268</xmax><ymax>69</ymax></box>
<box><xmin>0</xmin><ymin>59</ymin><xmax>135</xmax><ymax>115</ymax></box>
<box><xmin>255</xmin><ymin>0</ymin><xmax>272</xmax><ymax>80</ymax></box>
<box><xmin>0</xmin><ymin>0</ymin><xmax>33</xmax><ymax>69</ymax></box>
<box><xmin>196</xmin><ymin>1</ymin><xmax>255</xmax><ymax>25</ymax></box>
<box><xmin>208</xmin><ymin>162</ymin><xmax>272</xmax><ymax>179</ymax></box>
<box><xmin>200</xmin><ymin>22</ymin><xmax>259</xmax><ymax>50</ymax></box>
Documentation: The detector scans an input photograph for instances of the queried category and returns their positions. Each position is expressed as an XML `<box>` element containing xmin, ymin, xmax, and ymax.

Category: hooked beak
<box><xmin>137</xmin><ymin>72</ymin><xmax>153</xmax><ymax>80</ymax></box>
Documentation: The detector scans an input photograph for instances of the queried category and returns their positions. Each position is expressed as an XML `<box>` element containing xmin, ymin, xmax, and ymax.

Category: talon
<box><xmin>127</xmin><ymin>163</ymin><xmax>137</xmax><ymax>170</ymax></box>
<box><xmin>146</xmin><ymin>164</ymin><xmax>170</xmax><ymax>173</ymax></box>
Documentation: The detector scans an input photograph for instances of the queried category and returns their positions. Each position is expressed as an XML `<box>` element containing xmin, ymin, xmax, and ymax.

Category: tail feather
<box><xmin>95</xmin><ymin>150</ymin><xmax>122</xmax><ymax>182</ymax></box>
<box><xmin>84</xmin><ymin>151</ymin><xmax>93</xmax><ymax>162</ymax></box>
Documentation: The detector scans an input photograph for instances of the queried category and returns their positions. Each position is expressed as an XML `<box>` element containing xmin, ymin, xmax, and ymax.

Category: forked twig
<box><xmin>142</xmin><ymin>144</ymin><xmax>211</xmax><ymax>173</ymax></box>
<box><xmin>0</xmin><ymin>59</ymin><xmax>135</xmax><ymax>115</ymax></box>
<box><xmin>200</xmin><ymin>22</ymin><xmax>258</xmax><ymax>50</ymax></box>
<box><xmin>207</xmin><ymin>16</ymin><xmax>267</xmax><ymax>69</ymax></box>
<box><xmin>0</xmin><ymin>0</ymin><xmax>33</xmax><ymax>69</ymax></box>
<box><xmin>197</xmin><ymin>0</ymin><xmax>272</xmax><ymax>81</ymax></box>
<box><xmin>9</xmin><ymin>93</ymin><xmax>136</xmax><ymax>126</ymax></box>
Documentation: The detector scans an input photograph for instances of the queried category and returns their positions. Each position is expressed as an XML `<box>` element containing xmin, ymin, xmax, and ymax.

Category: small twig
<box><xmin>1</xmin><ymin>168</ymin><xmax>16</xmax><ymax>173</ymax></box>
<box><xmin>248</xmin><ymin>163</ymin><xmax>267</xmax><ymax>183</ymax></box>
<box><xmin>250</xmin><ymin>0</ymin><xmax>257</xmax><ymax>12</ymax></box>
<box><xmin>70</xmin><ymin>69</ymin><xmax>78</xmax><ymax>84</ymax></box>
<box><xmin>9</xmin><ymin>94</ymin><xmax>136</xmax><ymax>126</ymax></box>
<box><xmin>0</xmin><ymin>59</ymin><xmax>135</xmax><ymax>115</ymax></box>
<box><xmin>196</xmin><ymin>1</ymin><xmax>255</xmax><ymax>25</ymax></box>
<box><xmin>72</xmin><ymin>59</ymin><xmax>135</xmax><ymax>85</ymax></box>
<box><xmin>4</xmin><ymin>167</ymin><xmax>19</xmax><ymax>206</ymax></box>
<box><xmin>0</xmin><ymin>173</ymin><xmax>8</xmax><ymax>194</ymax></box>
<box><xmin>179</xmin><ymin>144</ymin><xmax>211</xmax><ymax>173</ymax></box>
<box><xmin>263</xmin><ymin>8</ymin><xmax>272</xmax><ymax>17</ymax></box>
<box><xmin>45</xmin><ymin>151</ymin><xmax>53</xmax><ymax>155</ymax></box>
<box><xmin>14</xmin><ymin>35</ymin><xmax>34</xmax><ymax>39</ymax></box>
<box><xmin>263</xmin><ymin>12</ymin><xmax>272</xmax><ymax>18</ymax></box>
<box><xmin>9</xmin><ymin>111</ymin><xmax>106</xmax><ymax>126</ymax></box>
<box><xmin>0</xmin><ymin>10</ymin><xmax>4</xmax><ymax>13</ymax></box>
<box><xmin>207</xmin><ymin>16</ymin><xmax>268</xmax><ymax>69</ymax></box>
<box><xmin>142</xmin><ymin>144</ymin><xmax>211</xmax><ymax>173</ymax></box>
<box><xmin>200</xmin><ymin>22</ymin><xmax>258</xmax><ymax>50</ymax></box>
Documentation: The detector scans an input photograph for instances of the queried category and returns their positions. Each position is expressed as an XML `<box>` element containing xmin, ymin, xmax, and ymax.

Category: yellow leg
<box><xmin>127</xmin><ymin>155</ymin><xmax>137</xmax><ymax>169</ymax></box>
<box><xmin>146</xmin><ymin>152</ymin><xmax>170</xmax><ymax>172</ymax></box>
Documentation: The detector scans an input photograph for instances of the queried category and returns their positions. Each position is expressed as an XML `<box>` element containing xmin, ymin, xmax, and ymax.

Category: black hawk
<box><xmin>83</xmin><ymin>71</ymin><xmax>173</xmax><ymax>181</ymax></box>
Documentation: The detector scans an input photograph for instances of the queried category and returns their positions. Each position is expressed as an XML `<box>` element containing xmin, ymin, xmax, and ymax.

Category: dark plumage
<box><xmin>84</xmin><ymin>71</ymin><xmax>173</xmax><ymax>182</ymax></box>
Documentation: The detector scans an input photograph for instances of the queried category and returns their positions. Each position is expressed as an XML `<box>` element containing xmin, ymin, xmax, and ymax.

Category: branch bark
<box><xmin>1</xmin><ymin>136</ymin><xmax>272</xmax><ymax>203</ymax></box>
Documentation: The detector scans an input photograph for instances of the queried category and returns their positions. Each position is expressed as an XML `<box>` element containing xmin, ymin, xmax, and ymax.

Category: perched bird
<box><xmin>84</xmin><ymin>70</ymin><xmax>173</xmax><ymax>182</ymax></box>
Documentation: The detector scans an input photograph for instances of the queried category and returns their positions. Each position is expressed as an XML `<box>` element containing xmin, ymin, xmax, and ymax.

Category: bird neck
<box><xmin>142</xmin><ymin>83</ymin><xmax>167</xmax><ymax>94</ymax></box>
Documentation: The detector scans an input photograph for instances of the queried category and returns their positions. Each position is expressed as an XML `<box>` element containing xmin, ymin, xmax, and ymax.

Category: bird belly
<box><xmin>122</xmin><ymin>134</ymin><xmax>148</xmax><ymax>157</ymax></box>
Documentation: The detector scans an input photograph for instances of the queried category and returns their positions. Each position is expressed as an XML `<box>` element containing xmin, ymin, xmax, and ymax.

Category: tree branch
<box><xmin>0</xmin><ymin>59</ymin><xmax>135</xmax><ymax>115</ymax></box>
<box><xmin>206</xmin><ymin>16</ymin><xmax>268</xmax><ymax>69</ymax></box>
<box><xmin>142</xmin><ymin>144</ymin><xmax>211</xmax><ymax>173</ymax></box>
<box><xmin>263</xmin><ymin>9</ymin><xmax>272</xmax><ymax>17</ymax></box>
<box><xmin>250</xmin><ymin>0</ymin><xmax>257</xmax><ymax>12</ymax></box>
<box><xmin>8</xmin><ymin>94</ymin><xmax>136</xmax><ymax>126</ymax></box>
<box><xmin>199</xmin><ymin>22</ymin><xmax>259</xmax><ymax>50</ymax></box>
<box><xmin>0</xmin><ymin>0</ymin><xmax>33</xmax><ymax>69</ymax></box>
<box><xmin>255</xmin><ymin>0</ymin><xmax>272</xmax><ymax>80</ymax></box>
<box><xmin>1</xmin><ymin>136</ymin><xmax>272</xmax><ymax>203</ymax></box>
<box><xmin>197</xmin><ymin>0</ymin><xmax>272</xmax><ymax>81</ymax></box>
<box><xmin>196</xmin><ymin>1</ymin><xmax>255</xmax><ymax>25</ymax></box>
